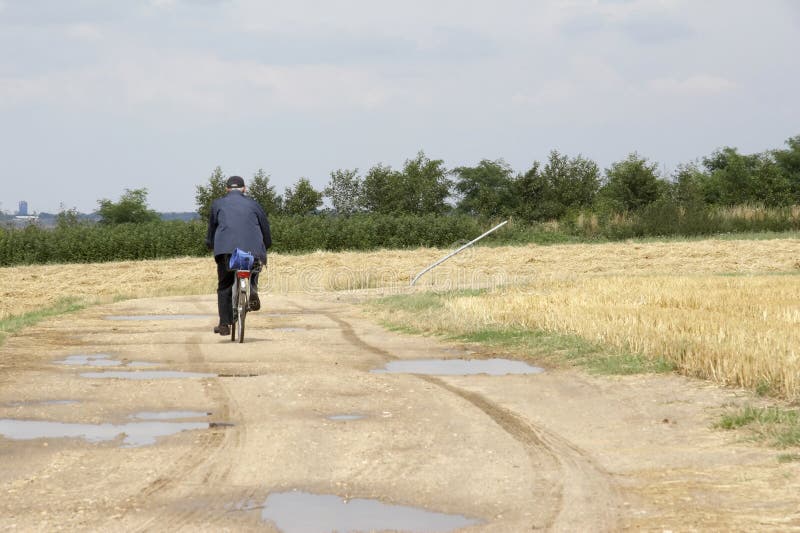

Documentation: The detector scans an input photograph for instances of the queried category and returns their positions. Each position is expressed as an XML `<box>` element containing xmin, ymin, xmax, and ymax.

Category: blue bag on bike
<box><xmin>229</xmin><ymin>248</ymin><xmax>255</xmax><ymax>271</ymax></box>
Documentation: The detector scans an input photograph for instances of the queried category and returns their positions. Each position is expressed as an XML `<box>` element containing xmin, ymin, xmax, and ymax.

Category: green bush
<box><xmin>3</xmin><ymin>207</ymin><xmax>800</xmax><ymax>267</ymax></box>
<box><xmin>0</xmin><ymin>215</ymin><xmax>514</xmax><ymax>266</ymax></box>
<box><xmin>0</xmin><ymin>221</ymin><xmax>207</xmax><ymax>266</ymax></box>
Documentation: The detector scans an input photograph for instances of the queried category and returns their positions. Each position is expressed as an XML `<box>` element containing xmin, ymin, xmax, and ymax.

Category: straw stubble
<box><xmin>2</xmin><ymin>238</ymin><xmax>798</xmax><ymax>397</ymax></box>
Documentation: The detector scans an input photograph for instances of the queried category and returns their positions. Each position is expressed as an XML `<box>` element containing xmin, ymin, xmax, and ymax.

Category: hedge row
<box><xmin>565</xmin><ymin>202</ymin><xmax>800</xmax><ymax>240</ymax></box>
<box><xmin>2</xmin><ymin>207</ymin><xmax>799</xmax><ymax>267</ymax></box>
<box><xmin>0</xmin><ymin>214</ymin><xmax>512</xmax><ymax>266</ymax></box>
<box><xmin>0</xmin><ymin>220</ymin><xmax>207</xmax><ymax>265</ymax></box>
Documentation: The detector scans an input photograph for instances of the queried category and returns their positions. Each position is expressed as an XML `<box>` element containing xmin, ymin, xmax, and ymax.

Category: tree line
<box><xmin>88</xmin><ymin>134</ymin><xmax>800</xmax><ymax>225</ymax></box>
<box><xmin>3</xmin><ymin>135</ymin><xmax>799</xmax><ymax>266</ymax></box>
<box><xmin>191</xmin><ymin>135</ymin><xmax>800</xmax><ymax>222</ymax></box>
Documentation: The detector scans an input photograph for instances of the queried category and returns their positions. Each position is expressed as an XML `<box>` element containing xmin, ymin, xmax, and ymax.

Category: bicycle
<box><xmin>229</xmin><ymin>252</ymin><xmax>261</xmax><ymax>343</ymax></box>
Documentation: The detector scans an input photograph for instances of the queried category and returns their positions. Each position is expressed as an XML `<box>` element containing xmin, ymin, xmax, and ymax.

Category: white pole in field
<box><xmin>410</xmin><ymin>220</ymin><xmax>508</xmax><ymax>286</ymax></box>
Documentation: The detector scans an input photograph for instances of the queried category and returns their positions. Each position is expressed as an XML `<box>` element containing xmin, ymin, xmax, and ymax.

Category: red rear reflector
<box><xmin>236</xmin><ymin>271</ymin><xmax>251</xmax><ymax>279</ymax></box>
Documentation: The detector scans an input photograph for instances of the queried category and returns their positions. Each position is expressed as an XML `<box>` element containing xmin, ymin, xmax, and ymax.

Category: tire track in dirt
<box><xmin>129</xmin><ymin>333</ymin><xmax>253</xmax><ymax>532</ymax></box>
<box><xmin>428</xmin><ymin>377</ymin><xmax>620</xmax><ymax>531</ymax></box>
<box><xmin>135</xmin><ymin>335</ymin><xmax>223</xmax><ymax>497</ymax></box>
<box><xmin>306</xmin><ymin>304</ymin><xmax>621</xmax><ymax>531</ymax></box>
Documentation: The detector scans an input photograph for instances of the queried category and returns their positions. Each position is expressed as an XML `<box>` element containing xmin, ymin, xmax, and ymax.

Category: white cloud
<box><xmin>0</xmin><ymin>76</ymin><xmax>49</xmax><ymax>107</ymax></box>
<box><xmin>512</xmin><ymin>79</ymin><xmax>578</xmax><ymax>109</ymax></box>
<box><xmin>149</xmin><ymin>0</ymin><xmax>178</xmax><ymax>8</ymax></box>
<box><xmin>0</xmin><ymin>49</ymin><xmax>404</xmax><ymax>116</ymax></box>
<box><xmin>65</xmin><ymin>23</ymin><xmax>103</xmax><ymax>42</ymax></box>
<box><xmin>229</xmin><ymin>1</ymin><xmax>558</xmax><ymax>46</ymax></box>
<box><xmin>118</xmin><ymin>52</ymin><xmax>404</xmax><ymax>113</ymax></box>
<box><xmin>648</xmin><ymin>75</ymin><xmax>737</xmax><ymax>95</ymax></box>
<box><xmin>511</xmin><ymin>54</ymin><xmax>626</xmax><ymax>107</ymax></box>
<box><xmin>0</xmin><ymin>0</ymin><xmax>797</xmax><ymax>216</ymax></box>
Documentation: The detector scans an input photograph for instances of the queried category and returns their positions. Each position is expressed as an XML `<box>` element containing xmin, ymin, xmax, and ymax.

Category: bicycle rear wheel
<box><xmin>236</xmin><ymin>288</ymin><xmax>247</xmax><ymax>343</ymax></box>
<box><xmin>230</xmin><ymin>289</ymin><xmax>238</xmax><ymax>342</ymax></box>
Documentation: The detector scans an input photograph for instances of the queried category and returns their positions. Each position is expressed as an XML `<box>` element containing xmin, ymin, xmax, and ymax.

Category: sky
<box><xmin>1</xmin><ymin>0</ymin><xmax>798</xmax><ymax>214</ymax></box>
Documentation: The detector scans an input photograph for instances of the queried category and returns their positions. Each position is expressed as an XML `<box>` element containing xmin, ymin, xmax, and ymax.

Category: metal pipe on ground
<box><xmin>410</xmin><ymin>220</ymin><xmax>508</xmax><ymax>286</ymax></box>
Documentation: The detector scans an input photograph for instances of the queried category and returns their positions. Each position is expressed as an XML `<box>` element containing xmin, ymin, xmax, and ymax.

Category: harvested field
<box><xmin>376</xmin><ymin>274</ymin><xmax>800</xmax><ymax>399</ymax></box>
<box><xmin>2</xmin><ymin>238</ymin><xmax>799</xmax><ymax>398</ymax></box>
<box><xmin>3</xmin><ymin>238</ymin><xmax>799</xmax><ymax>316</ymax></box>
<box><xmin>2</xmin><ymin>237</ymin><xmax>800</xmax><ymax>530</ymax></box>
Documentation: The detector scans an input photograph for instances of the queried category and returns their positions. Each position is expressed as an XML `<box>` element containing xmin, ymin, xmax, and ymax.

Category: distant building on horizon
<box><xmin>13</xmin><ymin>200</ymin><xmax>38</xmax><ymax>225</ymax></box>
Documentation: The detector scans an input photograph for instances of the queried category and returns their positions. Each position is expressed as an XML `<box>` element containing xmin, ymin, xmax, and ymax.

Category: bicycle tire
<box><xmin>237</xmin><ymin>288</ymin><xmax>247</xmax><ymax>343</ymax></box>
<box><xmin>230</xmin><ymin>287</ymin><xmax>238</xmax><ymax>342</ymax></box>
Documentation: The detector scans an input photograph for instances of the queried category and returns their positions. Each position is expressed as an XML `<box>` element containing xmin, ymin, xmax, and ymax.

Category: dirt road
<box><xmin>1</xmin><ymin>294</ymin><xmax>798</xmax><ymax>531</ymax></box>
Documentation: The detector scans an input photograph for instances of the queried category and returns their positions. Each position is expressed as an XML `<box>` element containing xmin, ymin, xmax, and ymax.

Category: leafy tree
<box><xmin>702</xmin><ymin>147</ymin><xmax>791</xmax><ymax>206</ymax></box>
<box><xmin>96</xmin><ymin>188</ymin><xmax>159</xmax><ymax>225</ymax></box>
<box><xmin>359</xmin><ymin>152</ymin><xmax>451</xmax><ymax>215</ymax></box>
<box><xmin>670</xmin><ymin>163</ymin><xmax>707</xmax><ymax>206</ymax></box>
<box><xmin>283</xmin><ymin>178</ymin><xmax>323</xmax><ymax>215</ymax></box>
<box><xmin>511</xmin><ymin>151</ymin><xmax>600</xmax><ymax>221</ymax></box>
<box><xmin>55</xmin><ymin>203</ymin><xmax>82</xmax><ymax>229</ymax></box>
<box><xmin>544</xmin><ymin>152</ymin><xmax>600</xmax><ymax>211</ymax></box>
<box><xmin>701</xmin><ymin>147</ymin><xmax>757</xmax><ymax>205</ymax></box>
<box><xmin>195</xmin><ymin>166</ymin><xmax>227</xmax><ymax>220</ymax></box>
<box><xmin>401</xmin><ymin>151</ymin><xmax>452</xmax><ymax>214</ymax></box>
<box><xmin>773</xmin><ymin>135</ymin><xmax>800</xmax><ymax>202</ymax></box>
<box><xmin>511</xmin><ymin>161</ymin><xmax>542</xmax><ymax>221</ymax></box>
<box><xmin>752</xmin><ymin>154</ymin><xmax>791</xmax><ymax>206</ymax></box>
<box><xmin>599</xmin><ymin>153</ymin><xmax>664</xmax><ymax>211</ymax></box>
<box><xmin>774</xmin><ymin>135</ymin><xmax>800</xmax><ymax>176</ymax></box>
<box><xmin>248</xmin><ymin>168</ymin><xmax>282</xmax><ymax>215</ymax></box>
<box><xmin>361</xmin><ymin>163</ymin><xmax>404</xmax><ymax>214</ymax></box>
<box><xmin>324</xmin><ymin>168</ymin><xmax>364</xmax><ymax>215</ymax></box>
<box><xmin>453</xmin><ymin>159</ymin><xmax>516</xmax><ymax>217</ymax></box>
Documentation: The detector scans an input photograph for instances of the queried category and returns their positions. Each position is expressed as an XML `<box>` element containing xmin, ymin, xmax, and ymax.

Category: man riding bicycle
<box><xmin>205</xmin><ymin>175</ymin><xmax>272</xmax><ymax>336</ymax></box>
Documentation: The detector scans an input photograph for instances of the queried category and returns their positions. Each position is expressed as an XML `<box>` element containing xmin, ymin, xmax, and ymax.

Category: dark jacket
<box><xmin>205</xmin><ymin>191</ymin><xmax>271</xmax><ymax>260</ymax></box>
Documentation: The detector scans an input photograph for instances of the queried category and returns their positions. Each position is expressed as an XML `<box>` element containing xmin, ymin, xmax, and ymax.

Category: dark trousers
<box><xmin>215</xmin><ymin>254</ymin><xmax>259</xmax><ymax>325</ymax></box>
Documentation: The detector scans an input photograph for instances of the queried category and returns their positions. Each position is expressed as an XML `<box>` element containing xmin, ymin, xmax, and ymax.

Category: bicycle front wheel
<box><xmin>236</xmin><ymin>288</ymin><xmax>247</xmax><ymax>343</ymax></box>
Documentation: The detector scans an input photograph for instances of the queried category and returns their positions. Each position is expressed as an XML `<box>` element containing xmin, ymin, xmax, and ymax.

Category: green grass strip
<box><xmin>715</xmin><ymin>405</ymin><xmax>800</xmax><ymax>449</ymax></box>
<box><xmin>0</xmin><ymin>297</ymin><xmax>88</xmax><ymax>345</ymax></box>
<box><xmin>453</xmin><ymin>327</ymin><xmax>674</xmax><ymax>375</ymax></box>
<box><xmin>371</xmin><ymin>292</ymin><xmax>675</xmax><ymax>376</ymax></box>
<box><xmin>375</xmin><ymin>288</ymin><xmax>487</xmax><ymax>311</ymax></box>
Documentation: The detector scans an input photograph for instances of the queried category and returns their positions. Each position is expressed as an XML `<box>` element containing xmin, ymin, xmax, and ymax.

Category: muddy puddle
<box><xmin>56</xmin><ymin>354</ymin><xmax>121</xmax><ymax>367</ymax></box>
<box><xmin>372</xmin><ymin>358</ymin><xmax>544</xmax><ymax>376</ymax></box>
<box><xmin>327</xmin><ymin>414</ymin><xmax>365</xmax><ymax>421</ymax></box>
<box><xmin>237</xmin><ymin>491</ymin><xmax>479</xmax><ymax>532</ymax></box>
<box><xmin>0</xmin><ymin>419</ymin><xmax>209</xmax><ymax>447</ymax></box>
<box><xmin>105</xmin><ymin>314</ymin><xmax>214</xmax><ymax>321</ymax></box>
<box><xmin>4</xmin><ymin>400</ymin><xmax>78</xmax><ymax>407</ymax></box>
<box><xmin>81</xmin><ymin>370</ymin><xmax>216</xmax><ymax>380</ymax></box>
<box><xmin>131</xmin><ymin>411</ymin><xmax>210</xmax><ymax>420</ymax></box>
<box><xmin>56</xmin><ymin>355</ymin><xmax>210</xmax><ymax>379</ymax></box>
<box><xmin>55</xmin><ymin>355</ymin><xmax>157</xmax><ymax>368</ymax></box>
